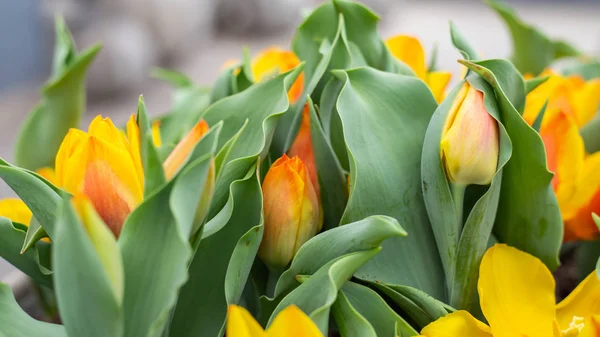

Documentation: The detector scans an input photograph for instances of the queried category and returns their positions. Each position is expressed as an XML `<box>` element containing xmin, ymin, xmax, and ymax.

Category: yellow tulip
<box><xmin>55</xmin><ymin>115</ymin><xmax>144</xmax><ymax>237</ymax></box>
<box><xmin>252</xmin><ymin>47</ymin><xmax>304</xmax><ymax>103</ymax></box>
<box><xmin>0</xmin><ymin>198</ymin><xmax>33</xmax><ymax>225</ymax></box>
<box><xmin>226</xmin><ymin>304</ymin><xmax>323</xmax><ymax>337</ymax></box>
<box><xmin>418</xmin><ymin>244</ymin><xmax>600</xmax><ymax>337</ymax></box>
<box><xmin>440</xmin><ymin>83</ymin><xmax>499</xmax><ymax>186</ymax></box>
<box><xmin>539</xmin><ymin>111</ymin><xmax>600</xmax><ymax>241</ymax></box>
<box><xmin>259</xmin><ymin>154</ymin><xmax>322</xmax><ymax>270</ymax></box>
<box><xmin>386</xmin><ymin>35</ymin><xmax>452</xmax><ymax>103</ymax></box>
<box><xmin>524</xmin><ymin>70</ymin><xmax>600</xmax><ymax>128</ymax></box>
<box><xmin>288</xmin><ymin>104</ymin><xmax>319</xmax><ymax>197</ymax></box>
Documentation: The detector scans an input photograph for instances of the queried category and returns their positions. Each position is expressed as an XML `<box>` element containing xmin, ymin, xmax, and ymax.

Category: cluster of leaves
<box><xmin>0</xmin><ymin>0</ymin><xmax>599</xmax><ymax>336</ymax></box>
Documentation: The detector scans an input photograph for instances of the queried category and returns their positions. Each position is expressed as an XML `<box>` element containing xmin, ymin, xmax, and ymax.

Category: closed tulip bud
<box><xmin>163</xmin><ymin>120</ymin><xmax>210</xmax><ymax>180</ymax></box>
<box><xmin>55</xmin><ymin>115</ymin><xmax>144</xmax><ymax>237</ymax></box>
<box><xmin>72</xmin><ymin>194</ymin><xmax>124</xmax><ymax>301</ymax></box>
<box><xmin>440</xmin><ymin>83</ymin><xmax>499</xmax><ymax>186</ymax></box>
<box><xmin>288</xmin><ymin>104</ymin><xmax>319</xmax><ymax>197</ymax></box>
<box><xmin>259</xmin><ymin>155</ymin><xmax>322</xmax><ymax>270</ymax></box>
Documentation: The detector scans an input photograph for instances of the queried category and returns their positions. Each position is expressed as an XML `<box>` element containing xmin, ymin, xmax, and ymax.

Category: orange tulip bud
<box><xmin>288</xmin><ymin>105</ymin><xmax>319</xmax><ymax>197</ymax></box>
<box><xmin>441</xmin><ymin>83</ymin><xmax>499</xmax><ymax>186</ymax></box>
<box><xmin>55</xmin><ymin>115</ymin><xmax>144</xmax><ymax>237</ymax></box>
<box><xmin>259</xmin><ymin>155</ymin><xmax>322</xmax><ymax>270</ymax></box>
<box><xmin>252</xmin><ymin>47</ymin><xmax>304</xmax><ymax>103</ymax></box>
<box><xmin>163</xmin><ymin>120</ymin><xmax>210</xmax><ymax>180</ymax></box>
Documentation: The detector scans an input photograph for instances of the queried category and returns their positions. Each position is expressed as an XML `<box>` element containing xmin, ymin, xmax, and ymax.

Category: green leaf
<box><xmin>0</xmin><ymin>158</ymin><xmax>62</xmax><ymax>238</ymax></box>
<box><xmin>485</xmin><ymin>0</ymin><xmax>579</xmax><ymax>75</ymax></box>
<box><xmin>332</xmin><ymin>289</ymin><xmax>377</xmax><ymax>337</ymax></box>
<box><xmin>14</xmin><ymin>18</ymin><xmax>101</xmax><ymax>170</ymax></box>
<box><xmin>581</xmin><ymin>117</ymin><xmax>600</xmax><ymax>153</ymax></box>
<box><xmin>0</xmin><ymin>282</ymin><xmax>66</xmax><ymax>337</ymax></box>
<box><xmin>525</xmin><ymin>75</ymin><xmax>549</xmax><ymax>95</ymax></box>
<box><xmin>307</xmin><ymin>99</ymin><xmax>348</xmax><ymax>228</ymax></box>
<box><xmin>319</xmin><ymin>78</ymin><xmax>349</xmax><ymax>171</ymax></box>
<box><xmin>576</xmin><ymin>239</ymin><xmax>600</xmax><ymax>281</ymax></box>
<box><xmin>169</xmin><ymin>167</ymin><xmax>262</xmax><ymax>337</ymax></box>
<box><xmin>210</xmin><ymin>66</ymin><xmax>235</xmax><ymax>103</ymax></box>
<box><xmin>461</xmin><ymin>59</ymin><xmax>563</xmax><ymax>270</ymax></box>
<box><xmin>449</xmin><ymin>21</ymin><xmax>480</xmax><ymax>61</ymax></box>
<box><xmin>151</xmin><ymin>68</ymin><xmax>193</xmax><ymax>88</ymax></box>
<box><xmin>562</xmin><ymin>60</ymin><xmax>600</xmax><ymax>80</ymax></box>
<box><xmin>53</xmin><ymin>198</ymin><xmax>123</xmax><ymax>337</ymax></box>
<box><xmin>268</xmin><ymin>248</ymin><xmax>381</xmax><ymax>334</ymax></box>
<box><xmin>334</xmin><ymin>67</ymin><xmax>445</xmax><ymax>300</ymax></box>
<box><xmin>0</xmin><ymin>218</ymin><xmax>52</xmax><ymax>287</ymax></box>
<box><xmin>336</xmin><ymin>282</ymin><xmax>417</xmax><ymax>337</ymax></box>
<box><xmin>136</xmin><ymin>96</ymin><xmax>166</xmax><ymax>196</ymax></box>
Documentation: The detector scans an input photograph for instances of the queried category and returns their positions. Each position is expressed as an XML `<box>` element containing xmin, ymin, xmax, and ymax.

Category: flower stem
<box><xmin>451</xmin><ymin>183</ymin><xmax>466</xmax><ymax>232</ymax></box>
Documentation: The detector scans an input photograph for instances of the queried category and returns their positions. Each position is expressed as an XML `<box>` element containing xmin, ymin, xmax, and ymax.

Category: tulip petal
<box><xmin>252</xmin><ymin>48</ymin><xmax>303</xmax><ymax>103</ymax></box>
<box><xmin>556</xmin><ymin>272</ymin><xmax>600</xmax><ymax>330</ymax></box>
<box><xmin>385</xmin><ymin>35</ymin><xmax>427</xmax><ymax>80</ymax></box>
<box><xmin>427</xmin><ymin>71</ymin><xmax>452</xmax><ymax>103</ymax></box>
<box><xmin>288</xmin><ymin>105</ymin><xmax>320</xmax><ymax>197</ymax></box>
<box><xmin>126</xmin><ymin>115</ymin><xmax>144</xmax><ymax>190</ymax></box>
<box><xmin>478</xmin><ymin>244</ymin><xmax>556</xmax><ymax>337</ymax></box>
<box><xmin>226</xmin><ymin>305</ymin><xmax>266</xmax><ymax>337</ymax></box>
<box><xmin>266</xmin><ymin>305</ymin><xmax>323</xmax><ymax>337</ymax></box>
<box><xmin>163</xmin><ymin>120</ymin><xmax>209</xmax><ymax>180</ymax></box>
<box><xmin>36</xmin><ymin>167</ymin><xmax>57</xmax><ymax>185</ymax></box>
<box><xmin>55</xmin><ymin>128</ymin><xmax>88</xmax><ymax>188</ymax></box>
<box><xmin>0</xmin><ymin>198</ymin><xmax>32</xmax><ymax>225</ymax></box>
<box><xmin>580</xmin><ymin>315</ymin><xmax>600</xmax><ymax>337</ymax></box>
<box><xmin>419</xmin><ymin>311</ymin><xmax>492</xmax><ymax>337</ymax></box>
<box><xmin>523</xmin><ymin>72</ymin><xmax>563</xmax><ymax>125</ymax></box>
<box><xmin>569</xmin><ymin>77</ymin><xmax>600</xmax><ymax>127</ymax></box>
<box><xmin>151</xmin><ymin>120</ymin><xmax>162</xmax><ymax>147</ymax></box>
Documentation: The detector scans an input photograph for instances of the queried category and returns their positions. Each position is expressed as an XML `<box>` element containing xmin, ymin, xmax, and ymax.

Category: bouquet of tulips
<box><xmin>1</xmin><ymin>0</ymin><xmax>599</xmax><ymax>336</ymax></box>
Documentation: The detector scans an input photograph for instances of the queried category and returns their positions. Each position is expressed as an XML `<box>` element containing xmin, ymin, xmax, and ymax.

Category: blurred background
<box><xmin>0</xmin><ymin>0</ymin><xmax>599</xmax><ymax>280</ymax></box>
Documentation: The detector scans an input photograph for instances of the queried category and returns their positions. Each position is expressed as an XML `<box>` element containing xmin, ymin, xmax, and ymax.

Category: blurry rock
<box><xmin>217</xmin><ymin>0</ymin><xmax>305</xmax><ymax>35</ymax></box>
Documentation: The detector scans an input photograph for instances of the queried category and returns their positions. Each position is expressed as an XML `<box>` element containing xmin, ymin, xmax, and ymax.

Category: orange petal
<box><xmin>385</xmin><ymin>35</ymin><xmax>427</xmax><ymax>80</ymax></box>
<box><xmin>288</xmin><ymin>105</ymin><xmax>319</xmax><ymax>197</ymax></box>
<box><xmin>580</xmin><ymin>315</ymin><xmax>600</xmax><ymax>337</ymax></box>
<box><xmin>163</xmin><ymin>120</ymin><xmax>209</xmax><ymax>180</ymax></box>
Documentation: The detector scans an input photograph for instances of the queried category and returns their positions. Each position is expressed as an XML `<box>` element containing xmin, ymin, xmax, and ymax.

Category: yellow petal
<box><xmin>570</xmin><ymin>77</ymin><xmax>600</xmax><ymax>127</ymax></box>
<box><xmin>385</xmin><ymin>35</ymin><xmax>427</xmax><ymax>80</ymax></box>
<box><xmin>556</xmin><ymin>272</ymin><xmax>600</xmax><ymax>330</ymax></box>
<box><xmin>0</xmin><ymin>198</ymin><xmax>32</xmax><ymax>225</ymax></box>
<box><xmin>226</xmin><ymin>305</ymin><xmax>266</xmax><ymax>337</ymax></box>
<box><xmin>151</xmin><ymin>120</ymin><xmax>162</xmax><ymax>148</ymax></box>
<box><xmin>126</xmin><ymin>115</ymin><xmax>144</xmax><ymax>191</ymax></box>
<box><xmin>478</xmin><ymin>244</ymin><xmax>556</xmax><ymax>337</ymax></box>
<box><xmin>252</xmin><ymin>47</ymin><xmax>303</xmax><ymax>103</ymax></box>
<box><xmin>266</xmin><ymin>305</ymin><xmax>323</xmax><ymax>337</ymax></box>
<box><xmin>580</xmin><ymin>315</ymin><xmax>600</xmax><ymax>337</ymax></box>
<box><xmin>427</xmin><ymin>71</ymin><xmax>452</xmax><ymax>103</ymax></box>
<box><xmin>163</xmin><ymin>120</ymin><xmax>209</xmax><ymax>180</ymax></box>
<box><xmin>523</xmin><ymin>72</ymin><xmax>564</xmax><ymax>125</ymax></box>
<box><xmin>55</xmin><ymin>128</ymin><xmax>88</xmax><ymax>188</ymax></box>
<box><xmin>419</xmin><ymin>311</ymin><xmax>492</xmax><ymax>337</ymax></box>
<box><xmin>36</xmin><ymin>167</ymin><xmax>57</xmax><ymax>185</ymax></box>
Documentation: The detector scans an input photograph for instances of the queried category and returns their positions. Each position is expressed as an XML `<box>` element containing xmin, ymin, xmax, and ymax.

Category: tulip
<box><xmin>0</xmin><ymin>198</ymin><xmax>33</xmax><ymax>226</ymax></box>
<box><xmin>418</xmin><ymin>244</ymin><xmax>600</xmax><ymax>337</ymax></box>
<box><xmin>524</xmin><ymin>70</ymin><xmax>600</xmax><ymax>128</ymax></box>
<box><xmin>539</xmin><ymin>111</ymin><xmax>600</xmax><ymax>241</ymax></box>
<box><xmin>163</xmin><ymin>120</ymin><xmax>210</xmax><ymax>180</ymax></box>
<box><xmin>227</xmin><ymin>304</ymin><xmax>323</xmax><ymax>337</ymax></box>
<box><xmin>55</xmin><ymin>115</ymin><xmax>144</xmax><ymax>237</ymax></box>
<box><xmin>259</xmin><ymin>155</ymin><xmax>322</xmax><ymax>270</ymax></box>
<box><xmin>386</xmin><ymin>35</ymin><xmax>452</xmax><ymax>103</ymax></box>
<box><xmin>440</xmin><ymin>83</ymin><xmax>499</xmax><ymax>186</ymax></box>
<box><xmin>252</xmin><ymin>47</ymin><xmax>304</xmax><ymax>103</ymax></box>
<box><xmin>72</xmin><ymin>194</ymin><xmax>124</xmax><ymax>301</ymax></box>
<box><xmin>288</xmin><ymin>104</ymin><xmax>319</xmax><ymax>197</ymax></box>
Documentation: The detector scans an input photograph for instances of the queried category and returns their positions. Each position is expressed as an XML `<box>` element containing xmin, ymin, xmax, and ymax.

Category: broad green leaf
<box><xmin>0</xmin><ymin>218</ymin><xmax>52</xmax><ymax>287</ymax></box>
<box><xmin>14</xmin><ymin>18</ymin><xmax>100</xmax><ymax>170</ymax></box>
<box><xmin>562</xmin><ymin>60</ymin><xmax>600</xmax><ymax>80</ymax></box>
<box><xmin>274</xmin><ymin>215</ymin><xmax>406</xmax><ymax>298</ymax></box>
<box><xmin>319</xmin><ymin>78</ymin><xmax>349</xmax><ymax>171</ymax></box>
<box><xmin>372</xmin><ymin>282</ymin><xmax>449</xmax><ymax>329</ymax></box>
<box><xmin>449</xmin><ymin>21</ymin><xmax>480</xmax><ymax>61</ymax></box>
<box><xmin>337</xmin><ymin>282</ymin><xmax>417</xmax><ymax>337</ymax></box>
<box><xmin>485</xmin><ymin>0</ymin><xmax>579</xmax><ymax>75</ymax></box>
<box><xmin>0</xmin><ymin>283</ymin><xmax>66</xmax><ymax>337</ymax></box>
<box><xmin>53</xmin><ymin>198</ymin><xmax>123</xmax><ymax>337</ymax></box>
<box><xmin>169</xmin><ymin>167</ymin><xmax>262</xmax><ymax>337</ymax></box>
<box><xmin>136</xmin><ymin>96</ymin><xmax>166</xmax><ymax>196</ymax></box>
<box><xmin>462</xmin><ymin>59</ymin><xmax>563</xmax><ymax>270</ymax></box>
<box><xmin>332</xmin><ymin>289</ymin><xmax>377</xmax><ymax>337</ymax></box>
<box><xmin>334</xmin><ymin>67</ymin><xmax>445</xmax><ymax>300</ymax></box>
<box><xmin>0</xmin><ymin>158</ymin><xmax>62</xmax><ymax>238</ymax></box>
<box><xmin>525</xmin><ymin>76</ymin><xmax>549</xmax><ymax>94</ymax></box>
<box><xmin>210</xmin><ymin>66</ymin><xmax>235</xmax><ymax>103</ymax></box>
<box><xmin>268</xmin><ymin>248</ymin><xmax>381</xmax><ymax>334</ymax></box>
<box><xmin>307</xmin><ymin>99</ymin><xmax>347</xmax><ymax>228</ymax></box>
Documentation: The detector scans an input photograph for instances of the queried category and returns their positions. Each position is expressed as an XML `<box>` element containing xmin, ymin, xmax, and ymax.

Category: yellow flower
<box><xmin>55</xmin><ymin>115</ymin><xmax>144</xmax><ymax>237</ymax></box>
<box><xmin>288</xmin><ymin>104</ymin><xmax>319</xmax><ymax>197</ymax></box>
<box><xmin>440</xmin><ymin>83</ymin><xmax>499</xmax><ymax>186</ymax></box>
<box><xmin>259</xmin><ymin>154</ymin><xmax>322</xmax><ymax>270</ymax></box>
<box><xmin>252</xmin><ymin>47</ymin><xmax>304</xmax><ymax>103</ymax></box>
<box><xmin>418</xmin><ymin>244</ymin><xmax>600</xmax><ymax>337</ymax></box>
<box><xmin>386</xmin><ymin>35</ymin><xmax>452</xmax><ymax>103</ymax></box>
<box><xmin>524</xmin><ymin>70</ymin><xmax>600</xmax><ymax>128</ymax></box>
<box><xmin>539</xmin><ymin>110</ymin><xmax>600</xmax><ymax>241</ymax></box>
<box><xmin>226</xmin><ymin>304</ymin><xmax>323</xmax><ymax>337</ymax></box>
<box><xmin>0</xmin><ymin>198</ymin><xmax>33</xmax><ymax>225</ymax></box>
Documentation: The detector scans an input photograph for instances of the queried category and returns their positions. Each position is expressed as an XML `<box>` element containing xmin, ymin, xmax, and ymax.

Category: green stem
<box><xmin>451</xmin><ymin>183</ymin><xmax>466</xmax><ymax>232</ymax></box>
<box><xmin>266</xmin><ymin>268</ymin><xmax>282</xmax><ymax>298</ymax></box>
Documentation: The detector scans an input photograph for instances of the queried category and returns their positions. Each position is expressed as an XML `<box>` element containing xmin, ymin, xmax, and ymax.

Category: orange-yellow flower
<box><xmin>55</xmin><ymin>115</ymin><xmax>144</xmax><ymax>237</ymax></box>
<box><xmin>441</xmin><ymin>83</ymin><xmax>499</xmax><ymax>186</ymax></box>
<box><xmin>259</xmin><ymin>155</ymin><xmax>322</xmax><ymax>270</ymax></box>
<box><xmin>227</xmin><ymin>304</ymin><xmax>323</xmax><ymax>337</ymax></box>
<box><xmin>288</xmin><ymin>104</ymin><xmax>319</xmax><ymax>197</ymax></box>
<box><xmin>539</xmin><ymin>111</ymin><xmax>600</xmax><ymax>241</ymax></box>
<box><xmin>418</xmin><ymin>244</ymin><xmax>600</xmax><ymax>337</ymax></box>
<box><xmin>524</xmin><ymin>70</ymin><xmax>600</xmax><ymax>128</ymax></box>
<box><xmin>252</xmin><ymin>47</ymin><xmax>304</xmax><ymax>103</ymax></box>
<box><xmin>162</xmin><ymin>120</ymin><xmax>210</xmax><ymax>180</ymax></box>
<box><xmin>386</xmin><ymin>35</ymin><xmax>452</xmax><ymax>103</ymax></box>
